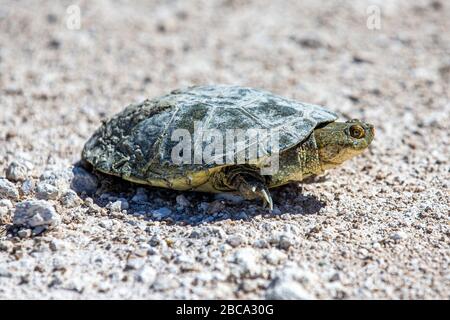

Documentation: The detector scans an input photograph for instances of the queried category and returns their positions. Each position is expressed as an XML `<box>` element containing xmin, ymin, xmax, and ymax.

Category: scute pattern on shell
<box><xmin>82</xmin><ymin>85</ymin><xmax>337</xmax><ymax>181</ymax></box>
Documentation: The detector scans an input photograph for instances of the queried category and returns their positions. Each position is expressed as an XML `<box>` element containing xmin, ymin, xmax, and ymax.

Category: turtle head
<box><xmin>314</xmin><ymin>119</ymin><xmax>374</xmax><ymax>170</ymax></box>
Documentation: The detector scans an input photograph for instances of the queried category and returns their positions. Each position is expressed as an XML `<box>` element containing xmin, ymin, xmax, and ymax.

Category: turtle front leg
<box><xmin>212</xmin><ymin>166</ymin><xmax>273</xmax><ymax>210</ymax></box>
<box><xmin>233</xmin><ymin>174</ymin><xmax>274</xmax><ymax>210</ymax></box>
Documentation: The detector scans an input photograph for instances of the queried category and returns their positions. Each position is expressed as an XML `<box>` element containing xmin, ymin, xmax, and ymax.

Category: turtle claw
<box><xmin>237</xmin><ymin>180</ymin><xmax>273</xmax><ymax>210</ymax></box>
<box><xmin>226</xmin><ymin>169</ymin><xmax>273</xmax><ymax>210</ymax></box>
<box><xmin>261</xmin><ymin>189</ymin><xmax>274</xmax><ymax>210</ymax></box>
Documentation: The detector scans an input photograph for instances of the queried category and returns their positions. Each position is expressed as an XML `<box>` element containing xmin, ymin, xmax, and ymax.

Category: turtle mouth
<box><xmin>365</xmin><ymin>124</ymin><xmax>375</xmax><ymax>145</ymax></box>
<box><xmin>367</xmin><ymin>124</ymin><xmax>375</xmax><ymax>137</ymax></box>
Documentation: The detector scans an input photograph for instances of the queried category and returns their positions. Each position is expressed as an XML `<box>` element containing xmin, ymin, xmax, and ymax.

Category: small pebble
<box><xmin>36</xmin><ymin>182</ymin><xmax>59</xmax><ymax>200</ymax></box>
<box><xmin>21</xmin><ymin>179</ymin><xmax>35</xmax><ymax>195</ymax></box>
<box><xmin>0</xmin><ymin>267</ymin><xmax>12</xmax><ymax>278</ymax></box>
<box><xmin>151</xmin><ymin>275</ymin><xmax>179</xmax><ymax>291</ymax></box>
<box><xmin>70</xmin><ymin>166</ymin><xmax>98</xmax><ymax>195</ymax></box>
<box><xmin>0</xmin><ymin>208</ymin><xmax>10</xmax><ymax>222</ymax></box>
<box><xmin>0</xmin><ymin>199</ymin><xmax>13</xmax><ymax>209</ymax></box>
<box><xmin>107</xmin><ymin>200</ymin><xmax>128</xmax><ymax>212</ymax></box>
<box><xmin>125</xmin><ymin>257</ymin><xmax>146</xmax><ymax>270</ymax></box>
<box><xmin>390</xmin><ymin>231</ymin><xmax>408</xmax><ymax>241</ymax></box>
<box><xmin>226</xmin><ymin>234</ymin><xmax>245</xmax><ymax>247</ymax></box>
<box><xmin>99</xmin><ymin>219</ymin><xmax>114</xmax><ymax>230</ymax></box>
<box><xmin>189</xmin><ymin>230</ymin><xmax>202</xmax><ymax>239</ymax></box>
<box><xmin>207</xmin><ymin>201</ymin><xmax>225</xmax><ymax>214</ymax></box>
<box><xmin>6</xmin><ymin>161</ymin><xmax>30</xmax><ymax>182</ymax></box>
<box><xmin>49</xmin><ymin>239</ymin><xmax>65</xmax><ymax>251</ymax></box>
<box><xmin>0</xmin><ymin>241</ymin><xmax>14</xmax><ymax>253</ymax></box>
<box><xmin>32</xmin><ymin>226</ymin><xmax>47</xmax><ymax>236</ymax></box>
<box><xmin>240</xmin><ymin>280</ymin><xmax>259</xmax><ymax>293</ymax></box>
<box><xmin>152</xmin><ymin>207</ymin><xmax>172</xmax><ymax>219</ymax></box>
<box><xmin>131</xmin><ymin>188</ymin><xmax>148</xmax><ymax>203</ymax></box>
<box><xmin>214</xmin><ymin>193</ymin><xmax>243</xmax><ymax>204</ymax></box>
<box><xmin>264</xmin><ymin>249</ymin><xmax>286</xmax><ymax>265</ymax></box>
<box><xmin>149</xmin><ymin>235</ymin><xmax>161</xmax><ymax>246</ymax></box>
<box><xmin>60</xmin><ymin>190</ymin><xmax>81</xmax><ymax>208</ymax></box>
<box><xmin>17</xmin><ymin>228</ymin><xmax>32</xmax><ymax>238</ymax></box>
<box><xmin>253</xmin><ymin>239</ymin><xmax>269</xmax><ymax>248</ymax></box>
<box><xmin>372</xmin><ymin>242</ymin><xmax>382</xmax><ymax>249</ymax></box>
<box><xmin>13</xmin><ymin>200</ymin><xmax>60</xmax><ymax>229</ymax></box>
<box><xmin>107</xmin><ymin>201</ymin><xmax>122</xmax><ymax>212</ymax></box>
<box><xmin>0</xmin><ymin>178</ymin><xmax>19</xmax><ymax>200</ymax></box>
<box><xmin>0</xmin><ymin>199</ymin><xmax>13</xmax><ymax>221</ymax></box>
<box><xmin>176</xmin><ymin>194</ymin><xmax>190</xmax><ymax>207</ymax></box>
<box><xmin>198</xmin><ymin>202</ymin><xmax>209</xmax><ymax>212</ymax></box>
<box><xmin>271</xmin><ymin>207</ymin><xmax>282</xmax><ymax>215</ymax></box>
<box><xmin>40</xmin><ymin>167</ymin><xmax>73</xmax><ymax>189</ymax></box>
<box><xmin>233</xmin><ymin>248</ymin><xmax>260</xmax><ymax>277</ymax></box>
<box><xmin>266</xmin><ymin>278</ymin><xmax>314</xmax><ymax>300</ymax></box>
<box><xmin>271</xmin><ymin>233</ymin><xmax>295</xmax><ymax>250</ymax></box>
<box><xmin>135</xmin><ymin>265</ymin><xmax>157</xmax><ymax>284</ymax></box>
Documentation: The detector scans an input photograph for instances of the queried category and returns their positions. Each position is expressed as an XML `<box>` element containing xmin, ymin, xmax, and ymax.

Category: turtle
<box><xmin>82</xmin><ymin>85</ymin><xmax>374</xmax><ymax>209</ymax></box>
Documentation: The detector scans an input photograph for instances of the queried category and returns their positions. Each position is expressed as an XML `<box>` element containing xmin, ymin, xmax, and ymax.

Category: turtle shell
<box><xmin>82</xmin><ymin>85</ymin><xmax>337</xmax><ymax>182</ymax></box>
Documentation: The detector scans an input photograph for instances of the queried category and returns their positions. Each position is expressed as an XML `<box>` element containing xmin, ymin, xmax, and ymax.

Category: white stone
<box><xmin>36</xmin><ymin>182</ymin><xmax>59</xmax><ymax>200</ymax></box>
<box><xmin>21</xmin><ymin>179</ymin><xmax>34</xmax><ymax>195</ymax></box>
<box><xmin>40</xmin><ymin>166</ymin><xmax>74</xmax><ymax>189</ymax></box>
<box><xmin>99</xmin><ymin>219</ymin><xmax>114</xmax><ymax>230</ymax></box>
<box><xmin>126</xmin><ymin>257</ymin><xmax>146</xmax><ymax>270</ymax></box>
<box><xmin>264</xmin><ymin>249</ymin><xmax>286</xmax><ymax>265</ymax></box>
<box><xmin>390</xmin><ymin>231</ymin><xmax>408</xmax><ymax>241</ymax></box>
<box><xmin>135</xmin><ymin>265</ymin><xmax>157</xmax><ymax>284</ymax></box>
<box><xmin>175</xmin><ymin>254</ymin><xmax>195</xmax><ymax>265</ymax></box>
<box><xmin>117</xmin><ymin>198</ymin><xmax>129</xmax><ymax>210</ymax></box>
<box><xmin>226</xmin><ymin>234</ymin><xmax>244</xmax><ymax>247</ymax></box>
<box><xmin>151</xmin><ymin>275</ymin><xmax>179</xmax><ymax>291</ymax></box>
<box><xmin>108</xmin><ymin>198</ymin><xmax>129</xmax><ymax>212</ymax></box>
<box><xmin>60</xmin><ymin>190</ymin><xmax>81</xmax><ymax>208</ymax></box>
<box><xmin>17</xmin><ymin>228</ymin><xmax>32</xmax><ymax>238</ymax></box>
<box><xmin>0</xmin><ymin>241</ymin><xmax>13</xmax><ymax>253</ymax></box>
<box><xmin>0</xmin><ymin>206</ymin><xmax>9</xmax><ymax>219</ymax></box>
<box><xmin>270</xmin><ymin>232</ymin><xmax>295</xmax><ymax>250</ymax></box>
<box><xmin>107</xmin><ymin>201</ymin><xmax>122</xmax><ymax>212</ymax></box>
<box><xmin>266</xmin><ymin>278</ymin><xmax>314</xmax><ymax>300</ymax></box>
<box><xmin>253</xmin><ymin>239</ymin><xmax>269</xmax><ymax>248</ymax></box>
<box><xmin>0</xmin><ymin>178</ymin><xmax>19</xmax><ymax>200</ymax></box>
<box><xmin>233</xmin><ymin>248</ymin><xmax>260</xmax><ymax>277</ymax></box>
<box><xmin>49</xmin><ymin>239</ymin><xmax>66</xmax><ymax>251</ymax></box>
<box><xmin>0</xmin><ymin>199</ymin><xmax>13</xmax><ymax>209</ymax></box>
<box><xmin>0</xmin><ymin>267</ymin><xmax>12</xmax><ymax>278</ymax></box>
<box><xmin>207</xmin><ymin>226</ymin><xmax>227</xmax><ymax>239</ymax></box>
<box><xmin>13</xmin><ymin>200</ymin><xmax>60</xmax><ymax>228</ymax></box>
<box><xmin>6</xmin><ymin>161</ymin><xmax>31</xmax><ymax>182</ymax></box>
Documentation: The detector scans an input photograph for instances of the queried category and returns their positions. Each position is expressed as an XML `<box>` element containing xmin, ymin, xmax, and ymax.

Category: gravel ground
<box><xmin>0</xmin><ymin>0</ymin><xmax>449</xmax><ymax>299</ymax></box>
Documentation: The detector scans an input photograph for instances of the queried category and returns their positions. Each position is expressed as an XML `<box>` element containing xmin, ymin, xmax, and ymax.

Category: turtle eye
<box><xmin>349</xmin><ymin>125</ymin><xmax>365</xmax><ymax>139</ymax></box>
